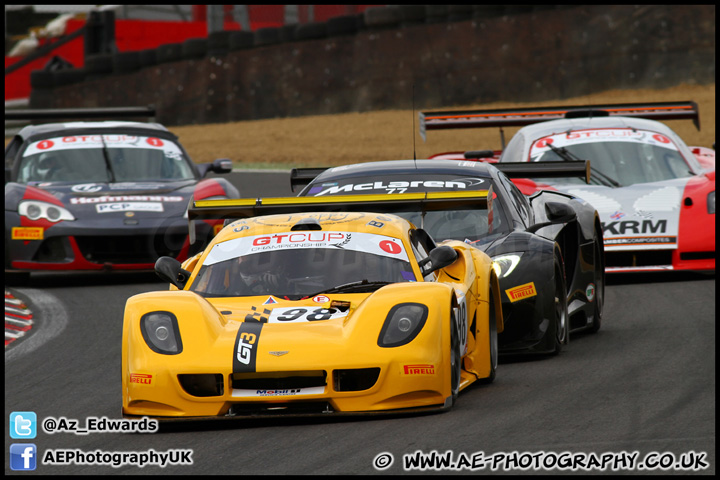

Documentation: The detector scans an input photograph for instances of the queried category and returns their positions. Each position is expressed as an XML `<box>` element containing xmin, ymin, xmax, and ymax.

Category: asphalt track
<box><xmin>5</xmin><ymin>170</ymin><xmax>715</xmax><ymax>475</ymax></box>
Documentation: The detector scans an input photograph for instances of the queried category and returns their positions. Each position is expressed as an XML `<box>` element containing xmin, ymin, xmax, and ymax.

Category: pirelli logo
<box><xmin>11</xmin><ymin>227</ymin><xmax>44</xmax><ymax>240</ymax></box>
<box><xmin>506</xmin><ymin>282</ymin><xmax>537</xmax><ymax>302</ymax></box>
<box><xmin>403</xmin><ymin>364</ymin><xmax>435</xmax><ymax>375</ymax></box>
<box><xmin>129</xmin><ymin>373</ymin><xmax>153</xmax><ymax>385</ymax></box>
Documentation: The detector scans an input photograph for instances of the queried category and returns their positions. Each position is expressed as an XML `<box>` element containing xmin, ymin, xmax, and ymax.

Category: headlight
<box><xmin>378</xmin><ymin>303</ymin><xmax>428</xmax><ymax>347</ymax></box>
<box><xmin>708</xmin><ymin>191</ymin><xmax>715</xmax><ymax>214</ymax></box>
<box><xmin>18</xmin><ymin>200</ymin><xmax>75</xmax><ymax>222</ymax></box>
<box><xmin>491</xmin><ymin>253</ymin><xmax>523</xmax><ymax>278</ymax></box>
<box><xmin>140</xmin><ymin>311</ymin><xmax>183</xmax><ymax>354</ymax></box>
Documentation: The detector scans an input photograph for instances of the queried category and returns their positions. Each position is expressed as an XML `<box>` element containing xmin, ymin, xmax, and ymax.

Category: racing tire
<box><xmin>550</xmin><ymin>254</ymin><xmax>569</xmax><ymax>355</ymax></box>
<box><xmin>589</xmin><ymin>232</ymin><xmax>604</xmax><ymax>333</ymax></box>
<box><xmin>6</xmin><ymin>271</ymin><xmax>30</xmax><ymax>286</ymax></box>
<box><xmin>449</xmin><ymin>310</ymin><xmax>462</xmax><ymax>405</ymax></box>
<box><xmin>478</xmin><ymin>284</ymin><xmax>498</xmax><ymax>384</ymax></box>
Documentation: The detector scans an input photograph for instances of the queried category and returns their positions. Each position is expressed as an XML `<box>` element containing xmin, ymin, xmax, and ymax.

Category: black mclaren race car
<box><xmin>292</xmin><ymin>159</ymin><xmax>604</xmax><ymax>355</ymax></box>
<box><xmin>4</xmin><ymin>108</ymin><xmax>239</xmax><ymax>283</ymax></box>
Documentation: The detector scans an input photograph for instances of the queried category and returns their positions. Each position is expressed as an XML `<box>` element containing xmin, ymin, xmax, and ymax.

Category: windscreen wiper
<box><xmin>544</xmin><ymin>141</ymin><xmax>620</xmax><ymax>187</ymax></box>
<box><xmin>305</xmin><ymin>280</ymin><xmax>393</xmax><ymax>298</ymax></box>
<box><xmin>100</xmin><ymin>136</ymin><xmax>116</xmax><ymax>182</ymax></box>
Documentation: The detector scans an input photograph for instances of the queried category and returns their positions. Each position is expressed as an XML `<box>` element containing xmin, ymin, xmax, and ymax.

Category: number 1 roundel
<box><xmin>379</xmin><ymin>240</ymin><xmax>401</xmax><ymax>254</ymax></box>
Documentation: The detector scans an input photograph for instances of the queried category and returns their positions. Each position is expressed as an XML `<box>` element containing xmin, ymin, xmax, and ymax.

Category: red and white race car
<box><xmin>420</xmin><ymin>102</ymin><xmax>715</xmax><ymax>273</ymax></box>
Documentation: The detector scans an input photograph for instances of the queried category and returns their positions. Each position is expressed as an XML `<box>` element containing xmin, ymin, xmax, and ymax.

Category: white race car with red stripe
<box><xmin>5</xmin><ymin>112</ymin><xmax>239</xmax><ymax>283</ymax></box>
<box><xmin>421</xmin><ymin>102</ymin><xmax>715</xmax><ymax>273</ymax></box>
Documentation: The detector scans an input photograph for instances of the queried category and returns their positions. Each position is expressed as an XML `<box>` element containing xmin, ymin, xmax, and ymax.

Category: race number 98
<box><xmin>270</xmin><ymin>307</ymin><xmax>348</xmax><ymax>323</ymax></box>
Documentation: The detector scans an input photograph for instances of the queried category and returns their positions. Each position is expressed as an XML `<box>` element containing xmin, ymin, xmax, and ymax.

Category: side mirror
<box><xmin>545</xmin><ymin>201</ymin><xmax>576</xmax><ymax>221</ymax></box>
<box><xmin>211</xmin><ymin>158</ymin><xmax>233</xmax><ymax>174</ymax></box>
<box><xmin>418</xmin><ymin>245</ymin><xmax>458</xmax><ymax>277</ymax></box>
<box><xmin>527</xmin><ymin>201</ymin><xmax>577</xmax><ymax>233</ymax></box>
<box><xmin>463</xmin><ymin>150</ymin><xmax>495</xmax><ymax>159</ymax></box>
<box><xmin>199</xmin><ymin>158</ymin><xmax>233</xmax><ymax>178</ymax></box>
<box><xmin>155</xmin><ymin>256</ymin><xmax>191</xmax><ymax>289</ymax></box>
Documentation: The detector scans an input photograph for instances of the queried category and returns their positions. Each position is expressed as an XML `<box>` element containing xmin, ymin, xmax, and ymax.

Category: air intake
<box><xmin>291</xmin><ymin>218</ymin><xmax>322</xmax><ymax>231</ymax></box>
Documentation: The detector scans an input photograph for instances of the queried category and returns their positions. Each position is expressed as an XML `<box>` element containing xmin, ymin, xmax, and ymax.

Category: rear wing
<box><xmin>419</xmin><ymin>101</ymin><xmax>700</xmax><ymax>141</ymax></box>
<box><xmin>495</xmin><ymin>161</ymin><xmax>590</xmax><ymax>184</ymax></box>
<box><xmin>4</xmin><ymin>106</ymin><xmax>156</xmax><ymax>122</ymax></box>
<box><xmin>188</xmin><ymin>191</ymin><xmax>488</xmax><ymax>244</ymax></box>
<box><xmin>289</xmin><ymin>160</ymin><xmax>590</xmax><ymax>192</ymax></box>
<box><xmin>4</xmin><ymin>105</ymin><xmax>158</xmax><ymax>138</ymax></box>
<box><xmin>290</xmin><ymin>167</ymin><xmax>328</xmax><ymax>192</ymax></box>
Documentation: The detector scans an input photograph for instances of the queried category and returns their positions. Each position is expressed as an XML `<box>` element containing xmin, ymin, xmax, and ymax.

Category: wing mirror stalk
<box><xmin>419</xmin><ymin>245</ymin><xmax>458</xmax><ymax>276</ymax></box>
<box><xmin>527</xmin><ymin>201</ymin><xmax>577</xmax><ymax>233</ymax></box>
<box><xmin>155</xmin><ymin>256</ymin><xmax>191</xmax><ymax>289</ymax></box>
<box><xmin>199</xmin><ymin>158</ymin><xmax>233</xmax><ymax>178</ymax></box>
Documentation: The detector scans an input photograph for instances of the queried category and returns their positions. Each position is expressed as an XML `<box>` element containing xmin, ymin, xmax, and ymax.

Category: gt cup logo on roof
<box><xmin>252</xmin><ymin>232</ymin><xmax>346</xmax><ymax>246</ymax></box>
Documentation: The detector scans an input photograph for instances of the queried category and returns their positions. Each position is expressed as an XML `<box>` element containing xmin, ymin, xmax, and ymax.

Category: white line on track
<box><xmin>5</xmin><ymin>288</ymin><xmax>68</xmax><ymax>363</ymax></box>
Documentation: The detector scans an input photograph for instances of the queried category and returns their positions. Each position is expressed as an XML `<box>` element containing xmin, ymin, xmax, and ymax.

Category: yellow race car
<box><xmin>121</xmin><ymin>193</ymin><xmax>503</xmax><ymax>419</ymax></box>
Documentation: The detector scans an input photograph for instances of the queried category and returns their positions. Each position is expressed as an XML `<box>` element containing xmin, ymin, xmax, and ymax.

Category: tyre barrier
<box><xmin>326</xmin><ymin>14</ymin><xmax>360</xmax><ymax>36</ymax></box>
<box><xmin>425</xmin><ymin>5</ymin><xmax>449</xmax><ymax>24</ymax></box>
<box><xmin>138</xmin><ymin>48</ymin><xmax>158</xmax><ymax>67</ymax></box>
<box><xmin>30</xmin><ymin>70</ymin><xmax>54</xmax><ymax>89</ymax></box>
<box><xmin>156</xmin><ymin>42</ymin><xmax>183</xmax><ymax>63</ymax></box>
<box><xmin>23</xmin><ymin>5</ymin><xmax>552</xmax><ymax>90</ymax></box>
<box><xmin>85</xmin><ymin>53</ymin><xmax>113</xmax><ymax>75</ymax></box>
<box><xmin>472</xmin><ymin>5</ymin><xmax>508</xmax><ymax>19</ymax></box>
<box><xmin>53</xmin><ymin>68</ymin><xmax>86</xmax><ymax>86</ymax></box>
<box><xmin>448</xmin><ymin>5</ymin><xmax>474</xmax><ymax>22</ymax></box>
<box><xmin>254</xmin><ymin>27</ymin><xmax>282</xmax><ymax>46</ymax></box>
<box><xmin>208</xmin><ymin>30</ymin><xmax>233</xmax><ymax>57</ymax></box>
<box><xmin>364</xmin><ymin>6</ymin><xmax>401</xmax><ymax>30</ymax></box>
<box><xmin>229</xmin><ymin>30</ymin><xmax>254</xmax><ymax>50</ymax></box>
<box><xmin>113</xmin><ymin>50</ymin><xmax>141</xmax><ymax>73</ymax></box>
<box><xmin>398</xmin><ymin>5</ymin><xmax>426</xmax><ymax>27</ymax></box>
<box><xmin>182</xmin><ymin>38</ymin><xmax>208</xmax><ymax>59</ymax></box>
<box><xmin>294</xmin><ymin>22</ymin><xmax>328</xmax><ymax>41</ymax></box>
<box><xmin>279</xmin><ymin>24</ymin><xmax>296</xmax><ymax>42</ymax></box>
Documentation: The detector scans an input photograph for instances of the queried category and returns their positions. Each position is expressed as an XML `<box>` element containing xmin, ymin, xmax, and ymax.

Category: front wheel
<box><xmin>449</xmin><ymin>310</ymin><xmax>461</xmax><ymax>405</ymax></box>
<box><xmin>478</xmin><ymin>284</ymin><xmax>498</xmax><ymax>384</ymax></box>
<box><xmin>589</xmin><ymin>234</ymin><xmax>604</xmax><ymax>333</ymax></box>
<box><xmin>5</xmin><ymin>271</ymin><xmax>30</xmax><ymax>286</ymax></box>
<box><xmin>551</xmin><ymin>255</ymin><xmax>569</xmax><ymax>355</ymax></box>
